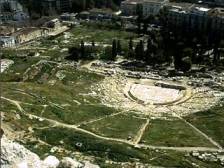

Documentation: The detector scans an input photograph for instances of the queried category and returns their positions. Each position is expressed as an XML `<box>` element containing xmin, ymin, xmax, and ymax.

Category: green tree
<box><xmin>143</xmin><ymin>22</ymin><xmax>148</xmax><ymax>34</ymax></box>
<box><xmin>183</xmin><ymin>48</ymin><xmax>193</xmax><ymax>59</ymax></box>
<box><xmin>127</xmin><ymin>38</ymin><xmax>135</xmax><ymax>59</ymax></box>
<box><xmin>67</xmin><ymin>47</ymin><xmax>80</xmax><ymax>61</ymax></box>
<box><xmin>135</xmin><ymin>40</ymin><xmax>144</xmax><ymax>60</ymax></box>
<box><xmin>159</xmin><ymin>7</ymin><xmax>169</xmax><ymax>27</ymax></box>
<box><xmin>181</xmin><ymin>57</ymin><xmax>192</xmax><ymax>72</ymax></box>
<box><xmin>80</xmin><ymin>40</ymin><xmax>85</xmax><ymax>58</ymax></box>
<box><xmin>117</xmin><ymin>40</ymin><xmax>122</xmax><ymax>55</ymax></box>
<box><xmin>145</xmin><ymin>38</ymin><xmax>153</xmax><ymax>64</ymax></box>
<box><xmin>129</xmin><ymin>38</ymin><xmax>133</xmax><ymax>51</ymax></box>
<box><xmin>2</xmin><ymin>2</ymin><xmax>12</xmax><ymax>12</ymax></box>
<box><xmin>112</xmin><ymin>39</ymin><xmax>117</xmax><ymax>60</ymax></box>
<box><xmin>92</xmin><ymin>40</ymin><xmax>95</xmax><ymax>47</ymax></box>
<box><xmin>174</xmin><ymin>41</ymin><xmax>184</xmax><ymax>70</ymax></box>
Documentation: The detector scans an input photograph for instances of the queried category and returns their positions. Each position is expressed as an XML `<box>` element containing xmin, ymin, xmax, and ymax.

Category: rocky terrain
<box><xmin>1</xmin><ymin>135</ymin><xmax>100</xmax><ymax>168</ymax></box>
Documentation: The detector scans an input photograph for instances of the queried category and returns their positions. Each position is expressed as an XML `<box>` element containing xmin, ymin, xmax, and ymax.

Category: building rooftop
<box><xmin>0</xmin><ymin>26</ymin><xmax>15</xmax><ymax>36</ymax></box>
<box><xmin>209</xmin><ymin>7</ymin><xmax>224</xmax><ymax>17</ymax></box>
<box><xmin>12</xmin><ymin>27</ymin><xmax>40</xmax><ymax>36</ymax></box>
<box><xmin>191</xmin><ymin>5</ymin><xmax>211</xmax><ymax>14</ymax></box>
<box><xmin>121</xmin><ymin>0</ymin><xmax>168</xmax><ymax>5</ymax></box>
<box><xmin>166</xmin><ymin>2</ymin><xmax>195</xmax><ymax>10</ymax></box>
<box><xmin>143</xmin><ymin>0</ymin><xmax>168</xmax><ymax>3</ymax></box>
<box><xmin>121</xmin><ymin>0</ymin><xmax>143</xmax><ymax>5</ymax></box>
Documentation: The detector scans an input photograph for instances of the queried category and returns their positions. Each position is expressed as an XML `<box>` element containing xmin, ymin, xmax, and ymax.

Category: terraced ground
<box><xmin>1</xmin><ymin>25</ymin><xmax>224</xmax><ymax>167</ymax></box>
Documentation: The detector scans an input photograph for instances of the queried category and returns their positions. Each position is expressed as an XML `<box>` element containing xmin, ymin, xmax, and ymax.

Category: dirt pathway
<box><xmin>169</xmin><ymin>107</ymin><xmax>223</xmax><ymax>150</ymax></box>
<box><xmin>77</xmin><ymin>110</ymin><xmax>129</xmax><ymax>126</ymax></box>
<box><xmin>179</xmin><ymin>116</ymin><xmax>223</xmax><ymax>150</ymax></box>
<box><xmin>2</xmin><ymin>96</ymin><xmax>223</xmax><ymax>153</ymax></box>
<box><xmin>1</xmin><ymin>96</ymin><xmax>25</xmax><ymax>113</ymax></box>
<box><xmin>133</xmin><ymin>119</ymin><xmax>149</xmax><ymax>145</ymax></box>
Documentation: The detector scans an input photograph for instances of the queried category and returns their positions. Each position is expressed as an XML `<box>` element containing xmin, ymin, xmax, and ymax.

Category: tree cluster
<box><xmin>66</xmin><ymin>40</ymin><xmax>97</xmax><ymax>61</ymax></box>
<box><xmin>102</xmin><ymin>39</ymin><xmax>122</xmax><ymax>60</ymax></box>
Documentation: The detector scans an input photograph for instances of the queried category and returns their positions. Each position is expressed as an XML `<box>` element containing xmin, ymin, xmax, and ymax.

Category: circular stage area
<box><xmin>128</xmin><ymin>83</ymin><xmax>184</xmax><ymax>105</ymax></box>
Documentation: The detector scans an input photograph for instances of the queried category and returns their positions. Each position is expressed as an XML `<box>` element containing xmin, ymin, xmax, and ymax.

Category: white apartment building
<box><xmin>142</xmin><ymin>0</ymin><xmax>168</xmax><ymax>17</ymax></box>
<box><xmin>190</xmin><ymin>6</ymin><xmax>211</xmax><ymax>32</ymax></box>
<box><xmin>214</xmin><ymin>0</ymin><xmax>224</xmax><ymax>6</ymax></box>
<box><xmin>209</xmin><ymin>8</ymin><xmax>224</xmax><ymax>35</ymax></box>
<box><xmin>0</xmin><ymin>36</ymin><xmax>16</xmax><ymax>47</ymax></box>
<box><xmin>121</xmin><ymin>0</ymin><xmax>142</xmax><ymax>16</ymax></box>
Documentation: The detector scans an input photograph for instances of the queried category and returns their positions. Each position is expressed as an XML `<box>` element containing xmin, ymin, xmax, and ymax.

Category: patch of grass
<box><xmin>34</xmin><ymin>127</ymin><xmax>222</xmax><ymax>168</ymax></box>
<box><xmin>81</xmin><ymin>113</ymin><xmax>146</xmax><ymax>140</ymax></box>
<box><xmin>185</xmin><ymin>100</ymin><xmax>224</xmax><ymax>147</ymax></box>
<box><xmin>43</xmin><ymin>104</ymin><xmax>118</xmax><ymax>125</ymax></box>
<box><xmin>61</xmin><ymin>69</ymin><xmax>103</xmax><ymax>83</ymax></box>
<box><xmin>23</xmin><ymin>141</ymin><xmax>51</xmax><ymax>160</ymax></box>
<box><xmin>43</xmin><ymin>49</ymin><xmax>66</xmax><ymax>61</ymax></box>
<box><xmin>0</xmin><ymin>56</ymin><xmax>41</xmax><ymax>82</ymax></box>
<box><xmin>56</xmin><ymin>25</ymin><xmax>137</xmax><ymax>50</ymax></box>
<box><xmin>141</xmin><ymin>118</ymin><xmax>214</xmax><ymax>147</ymax></box>
<box><xmin>1</xmin><ymin>98</ymin><xmax>18</xmax><ymax>113</ymax></box>
<box><xmin>3</xmin><ymin>110</ymin><xmax>51</xmax><ymax>132</ymax></box>
<box><xmin>25</xmin><ymin>62</ymin><xmax>56</xmax><ymax>83</ymax></box>
<box><xmin>5</xmin><ymin>69</ymin><xmax>101</xmax><ymax>105</ymax></box>
<box><xmin>1</xmin><ymin>86</ymin><xmax>43</xmax><ymax>105</ymax></box>
<box><xmin>22</xmin><ymin>104</ymin><xmax>44</xmax><ymax>116</ymax></box>
<box><xmin>1</xmin><ymin>70</ymin><xmax>112</xmax><ymax>125</ymax></box>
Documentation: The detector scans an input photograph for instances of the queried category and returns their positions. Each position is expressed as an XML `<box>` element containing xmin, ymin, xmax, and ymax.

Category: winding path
<box><xmin>1</xmin><ymin>96</ymin><xmax>223</xmax><ymax>153</ymax></box>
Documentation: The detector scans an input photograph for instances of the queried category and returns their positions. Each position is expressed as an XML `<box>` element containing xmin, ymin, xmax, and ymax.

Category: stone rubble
<box><xmin>1</xmin><ymin>135</ymin><xmax>100</xmax><ymax>168</ymax></box>
<box><xmin>191</xmin><ymin>151</ymin><xmax>224</xmax><ymax>166</ymax></box>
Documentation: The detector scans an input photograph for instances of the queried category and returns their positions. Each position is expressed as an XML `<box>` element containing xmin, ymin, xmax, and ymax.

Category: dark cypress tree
<box><xmin>145</xmin><ymin>38</ymin><xmax>152</xmax><ymax>64</ymax></box>
<box><xmin>213</xmin><ymin>38</ymin><xmax>221</xmax><ymax>65</ymax></box>
<box><xmin>129</xmin><ymin>38</ymin><xmax>133</xmax><ymax>51</ymax></box>
<box><xmin>128</xmin><ymin>38</ymin><xmax>135</xmax><ymax>59</ymax></box>
<box><xmin>80</xmin><ymin>40</ymin><xmax>85</xmax><ymax>58</ymax></box>
<box><xmin>113</xmin><ymin>0</ymin><xmax>121</xmax><ymax>6</ymax></box>
<box><xmin>92</xmin><ymin>40</ymin><xmax>95</xmax><ymax>47</ymax></box>
<box><xmin>117</xmin><ymin>40</ymin><xmax>122</xmax><ymax>55</ymax></box>
<box><xmin>181</xmin><ymin>57</ymin><xmax>192</xmax><ymax>72</ymax></box>
<box><xmin>139</xmin><ymin>40</ymin><xmax>144</xmax><ymax>60</ymax></box>
<box><xmin>143</xmin><ymin>22</ymin><xmax>148</xmax><ymax>34</ymax></box>
<box><xmin>174</xmin><ymin>42</ymin><xmax>184</xmax><ymax>70</ymax></box>
<box><xmin>135</xmin><ymin>40</ymin><xmax>144</xmax><ymax>60</ymax></box>
<box><xmin>112</xmin><ymin>39</ymin><xmax>117</xmax><ymax>60</ymax></box>
<box><xmin>137</xmin><ymin>22</ymin><xmax>141</xmax><ymax>34</ymax></box>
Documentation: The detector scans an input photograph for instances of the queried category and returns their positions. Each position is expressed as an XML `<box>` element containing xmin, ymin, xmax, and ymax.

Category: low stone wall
<box><xmin>127</xmin><ymin>82</ymin><xmax>187</xmax><ymax>106</ymax></box>
<box><xmin>154</xmin><ymin>81</ymin><xmax>186</xmax><ymax>90</ymax></box>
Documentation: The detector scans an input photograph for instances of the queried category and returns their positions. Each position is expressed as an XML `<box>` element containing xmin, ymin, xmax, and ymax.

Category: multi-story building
<box><xmin>0</xmin><ymin>0</ymin><xmax>23</xmax><ymax>12</ymax></box>
<box><xmin>166</xmin><ymin>2</ymin><xmax>224</xmax><ymax>37</ymax></box>
<box><xmin>41</xmin><ymin>0</ymin><xmax>72</xmax><ymax>14</ymax></box>
<box><xmin>0</xmin><ymin>0</ymin><xmax>28</xmax><ymax>23</ymax></box>
<box><xmin>166</xmin><ymin>2</ymin><xmax>194</xmax><ymax>29</ymax></box>
<box><xmin>121</xmin><ymin>0</ymin><xmax>143</xmax><ymax>16</ymax></box>
<box><xmin>57</xmin><ymin>0</ymin><xmax>72</xmax><ymax>12</ymax></box>
<box><xmin>166</xmin><ymin>3</ymin><xmax>212</xmax><ymax>32</ymax></box>
<box><xmin>215</xmin><ymin>0</ymin><xmax>224</xmax><ymax>6</ymax></box>
<box><xmin>209</xmin><ymin>8</ymin><xmax>224</xmax><ymax>36</ymax></box>
<box><xmin>189</xmin><ymin>6</ymin><xmax>211</xmax><ymax>32</ymax></box>
<box><xmin>204</xmin><ymin>0</ymin><xmax>224</xmax><ymax>7</ymax></box>
<box><xmin>41</xmin><ymin>0</ymin><xmax>58</xmax><ymax>15</ymax></box>
<box><xmin>0</xmin><ymin>26</ymin><xmax>15</xmax><ymax>36</ymax></box>
<box><xmin>0</xmin><ymin>12</ymin><xmax>13</xmax><ymax>23</ymax></box>
<box><xmin>121</xmin><ymin>0</ymin><xmax>168</xmax><ymax>17</ymax></box>
<box><xmin>12</xmin><ymin>28</ymin><xmax>45</xmax><ymax>44</ymax></box>
<box><xmin>142</xmin><ymin>0</ymin><xmax>168</xmax><ymax>17</ymax></box>
<box><xmin>0</xmin><ymin>36</ymin><xmax>16</xmax><ymax>47</ymax></box>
